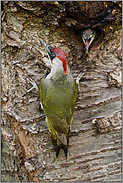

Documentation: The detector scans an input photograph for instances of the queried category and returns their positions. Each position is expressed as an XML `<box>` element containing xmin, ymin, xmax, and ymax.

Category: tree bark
<box><xmin>1</xmin><ymin>1</ymin><xmax>122</xmax><ymax>182</ymax></box>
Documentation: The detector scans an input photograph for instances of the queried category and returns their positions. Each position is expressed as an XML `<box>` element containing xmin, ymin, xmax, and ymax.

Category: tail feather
<box><xmin>51</xmin><ymin>128</ymin><xmax>70</xmax><ymax>158</ymax></box>
<box><xmin>55</xmin><ymin>131</ymin><xmax>67</xmax><ymax>145</ymax></box>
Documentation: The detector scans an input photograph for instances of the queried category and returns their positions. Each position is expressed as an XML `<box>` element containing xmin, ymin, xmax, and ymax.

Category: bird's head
<box><xmin>39</xmin><ymin>39</ymin><xmax>68</xmax><ymax>74</ymax></box>
<box><xmin>82</xmin><ymin>29</ymin><xmax>95</xmax><ymax>52</ymax></box>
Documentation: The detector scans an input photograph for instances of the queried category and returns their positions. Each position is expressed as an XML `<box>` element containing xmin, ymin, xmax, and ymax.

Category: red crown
<box><xmin>52</xmin><ymin>48</ymin><xmax>67</xmax><ymax>74</ymax></box>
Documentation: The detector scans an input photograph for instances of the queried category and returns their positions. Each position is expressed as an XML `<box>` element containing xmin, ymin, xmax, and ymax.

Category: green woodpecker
<box><xmin>27</xmin><ymin>39</ymin><xmax>84</xmax><ymax>158</ymax></box>
<box><xmin>81</xmin><ymin>29</ymin><xmax>96</xmax><ymax>52</ymax></box>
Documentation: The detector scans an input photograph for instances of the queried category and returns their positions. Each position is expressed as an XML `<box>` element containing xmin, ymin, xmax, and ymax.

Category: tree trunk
<box><xmin>1</xmin><ymin>1</ymin><xmax>122</xmax><ymax>182</ymax></box>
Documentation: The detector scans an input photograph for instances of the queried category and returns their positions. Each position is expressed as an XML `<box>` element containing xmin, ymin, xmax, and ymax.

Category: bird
<box><xmin>27</xmin><ymin>39</ymin><xmax>84</xmax><ymax>158</ymax></box>
<box><xmin>81</xmin><ymin>29</ymin><xmax>96</xmax><ymax>52</ymax></box>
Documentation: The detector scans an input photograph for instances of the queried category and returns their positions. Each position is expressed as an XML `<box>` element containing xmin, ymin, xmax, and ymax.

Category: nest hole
<box><xmin>75</xmin><ymin>27</ymin><xmax>104</xmax><ymax>51</ymax></box>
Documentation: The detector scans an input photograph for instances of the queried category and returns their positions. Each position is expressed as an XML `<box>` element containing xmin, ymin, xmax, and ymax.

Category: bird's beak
<box><xmin>39</xmin><ymin>39</ymin><xmax>53</xmax><ymax>54</ymax></box>
<box><xmin>83</xmin><ymin>37</ymin><xmax>94</xmax><ymax>53</ymax></box>
<box><xmin>83</xmin><ymin>39</ymin><xmax>91</xmax><ymax>52</ymax></box>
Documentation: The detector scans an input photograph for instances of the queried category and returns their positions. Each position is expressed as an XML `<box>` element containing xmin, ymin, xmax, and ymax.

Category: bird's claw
<box><xmin>76</xmin><ymin>72</ymin><xmax>84</xmax><ymax>92</ymax></box>
<box><xmin>26</xmin><ymin>78</ymin><xmax>38</xmax><ymax>92</ymax></box>
<box><xmin>76</xmin><ymin>72</ymin><xmax>84</xmax><ymax>85</ymax></box>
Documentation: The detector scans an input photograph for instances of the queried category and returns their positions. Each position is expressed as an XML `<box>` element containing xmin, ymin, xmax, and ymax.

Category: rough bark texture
<box><xmin>1</xmin><ymin>1</ymin><xmax>122</xmax><ymax>182</ymax></box>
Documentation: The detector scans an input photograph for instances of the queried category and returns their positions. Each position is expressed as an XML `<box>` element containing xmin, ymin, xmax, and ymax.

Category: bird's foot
<box><xmin>76</xmin><ymin>72</ymin><xmax>84</xmax><ymax>84</ymax></box>
<box><xmin>76</xmin><ymin>72</ymin><xmax>84</xmax><ymax>91</ymax></box>
<box><xmin>26</xmin><ymin>78</ymin><xmax>38</xmax><ymax>92</ymax></box>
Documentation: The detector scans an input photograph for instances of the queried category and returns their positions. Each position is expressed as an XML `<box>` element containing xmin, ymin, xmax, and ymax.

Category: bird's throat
<box><xmin>47</xmin><ymin>57</ymin><xmax>68</xmax><ymax>81</ymax></box>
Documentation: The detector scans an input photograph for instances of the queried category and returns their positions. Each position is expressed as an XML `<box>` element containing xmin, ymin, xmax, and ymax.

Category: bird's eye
<box><xmin>50</xmin><ymin>49</ymin><xmax>55</xmax><ymax>57</ymax></box>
